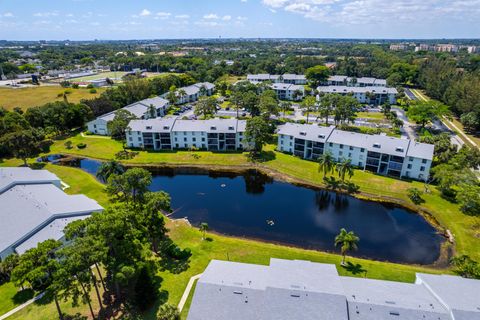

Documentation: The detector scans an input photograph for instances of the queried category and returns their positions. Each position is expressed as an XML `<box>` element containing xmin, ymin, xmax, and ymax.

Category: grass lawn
<box><xmin>71</xmin><ymin>71</ymin><xmax>127</xmax><ymax>82</ymax></box>
<box><xmin>47</xmin><ymin>133</ymin><xmax>480</xmax><ymax>261</ymax></box>
<box><xmin>356</xmin><ymin>111</ymin><xmax>386</xmax><ymax>121</ymax></box>
<box><xmin>217</xmin><ymin>74</ymin><xmax>245</xmax><ymax>84</ymax></box>
<box><xmin>2</xmin><ymin>134</ymin><xmax>480</xmax><ymax>319</ymax></box>
<box><xmin>0</xmin><ymin>86</ymin><xmax>106</xmax><ymax>111</ymax></box>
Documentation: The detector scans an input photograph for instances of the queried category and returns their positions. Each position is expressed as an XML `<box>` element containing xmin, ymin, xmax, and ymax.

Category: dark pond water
<box><xmin>57</xmin><ymin>157</ymin><xmax>444</xmax><ymax>265</ymax></box>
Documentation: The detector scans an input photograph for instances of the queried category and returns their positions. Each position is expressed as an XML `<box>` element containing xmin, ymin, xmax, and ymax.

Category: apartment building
<box><xmin>247</xmin><ymin>74</ymin><xmax>307</xmax><ymax>85</ymax></box>
<box><xmin>277</xmin><ymin>123</ymin><xmax>433</xmax><ymax>181</ymax></box>
<box><xmin>0</xmin><ymin>167</ymin><xmax>103</xmax><ymax>259</ymax></box>
<box><xmin>187</xmin><ymin>258</ymin><xmax>480</xmax><ymax>320</ymax></box>
<box><xmin>171</xmin><ymin>82</ymin><xmax>216</xmax><ymax>104</ymax></box>
<box><xmin>126</xmin><ymin>117</ymin><xmax>247</xmax><ymax>151</ymax></box>
<box><xmin>326</xmin><ymin>75</ymin><xmax>387</xmax><ymax>87</ymax></box>
<box><xmin>317</xmin><ymin>86</ymin><xmax>397</xmax><ymax>105</ymax></box>
<box><xmin>270</xmin><ymin>83</ymin><xmax>305</xmax><ymax>101</ymax></box>
<box><xmin>87</xmin><ymin>96</ymin><xmax>169</xmax><ymax>135</ymax></box>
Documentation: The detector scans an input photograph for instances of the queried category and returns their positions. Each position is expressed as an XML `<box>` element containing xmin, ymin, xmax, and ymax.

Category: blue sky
<box><xmin>0</xmin><ymin>0</ymin><xmax>479</xmax><ymax>40</ymax></box>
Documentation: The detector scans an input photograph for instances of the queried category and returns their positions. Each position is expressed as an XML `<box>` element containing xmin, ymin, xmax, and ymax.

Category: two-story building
<box><xmin>171</xmin><ymin>82</ymin><xmax>216</xmax><ymax>104</ymax></box>
<box><xmin>87</xmin><ymin>96</ymin><xmax>169</xmax><ymax>135</ymax></box>
<box><xmin>327</xmin><ymin>75</ymin><xmax>387</xmax><ymax>87</ymax></box>
<box><xmin>247</xmin><ymin>74</ymin><xmax>307</xmax><ymax>85</ymax></box>
<box><xmin>126</xmin><ymin>118</ymin><xmax>247</xmax><ymax>151</ymax></box>
<box><xmin>270</xmin><ymin>83</ymin><xmax>305</xmax><ymax>101</ymax></box>
<box><xmin>277</xmin><ymin>123</ymin><xmax>433</xmax><ymax>181</ymax></box>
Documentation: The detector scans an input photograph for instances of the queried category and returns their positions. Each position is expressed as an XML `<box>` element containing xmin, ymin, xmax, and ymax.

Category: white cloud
<box><xmin>175</xmin><ymin>14</ymin><xmax>190</xmax><ymax>19</ymax></box>
<box><xmin>157</xmin><ymin>12</ymin><xmax>171</xmax><ymax>18</ymax></box>
<box><xmin>222</xmin><ymin>15</ymin><xmax>232</xmax><ymax>21</ymax></box>
<box><xmin>237</xmin><ymin>16</ymin><xmax>248</xmax><ymax>21</ymax></box>
<box><xmin>33</xmin><ymin>11</ymin><xmax>59</xmax><ymax>17</ymax></box>
<box><xmin>3</xmin><ymin>12</ymin><xmax>14</xmax><ymax>17</ymax></box>
<box><xmin>140</xmin><ymin>9</ymin><xmax>151</xmax><ymax>16</ymax></box>
<box><xmin>203</xmin><ymin>13</ymin><xmax>219</xmax><ymax>19</ymax></box>
<box><xmin>262</xmin><ymin>0</ymin><xmax>480</xmax><ymax>24</ymax></box>
<box><xmin>241</xmin><ymin>0</ymin><xmax>248</xmax><ymax>2</ymax></box>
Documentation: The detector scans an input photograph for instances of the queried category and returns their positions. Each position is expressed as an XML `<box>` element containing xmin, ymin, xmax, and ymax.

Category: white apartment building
<box><xmin>247</xmin><ymin>74</ymin><xmax>307</xmax><ymax>85</ymax></box>
<box><xmin>277</xmin><ymin>123</ymin><xmax>433</xmax><ymax>181</ymax></box>
<box><xmin>169</xmin><ymin>82</ymin><xmax>216</xmax><ymax>104</ymax></box>
<box><xmin>87</xmin><ymin>96</ymin><xmax>169</xmax><ymax>135</ymax></box>
<box><xmin>327</xmin><ymin>75</ymin><xmax>387</xmax><ymax>87</ymax></box>
<box><xmin>270</xmin><ymin>83</ymin><xmax>305</xmax><ymax>101</ymax></box>
<box><xmin>317</xmin><ymin>86</ymin><xmax>398</xmax><ymax>105</ymax></box>
<box><xmin>126</xmin><ymin>117</ymin><xmax>247</xmax><ymax>151</ymax></box>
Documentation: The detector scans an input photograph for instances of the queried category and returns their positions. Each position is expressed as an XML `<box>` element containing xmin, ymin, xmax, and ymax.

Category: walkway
<box><xmin>178</xmin><ymin>273</ymin><xmax>203</xmax><ymax>312</ymax></box>
<box><xmin>0</xmin><ymin>292</ymin><xmax>45</xmax><ymax>320</ymax></box>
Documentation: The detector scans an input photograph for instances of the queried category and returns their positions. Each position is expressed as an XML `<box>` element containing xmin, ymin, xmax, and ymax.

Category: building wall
<box><xmin>325</xmin><ymin>142</ymin><xmax>367</xmax><ymax>167</ymax></box>
<box><xmin>401</xmin><ymin>157</ymin><xmax>432</xmax><ymax>181</ymax></box>
<box><xmin>87</xmin><ymin>118</ymin><xmax>109</xmax><ymax>135</ymax></box>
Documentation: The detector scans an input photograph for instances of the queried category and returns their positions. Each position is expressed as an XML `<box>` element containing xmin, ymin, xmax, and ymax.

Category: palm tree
<box><xmin>178</xmin><ymin>89</ymin><xmax>187</xmax><ymax>104</ymax></box>
<box><xmin>318</xmin><ymin>152</ymin><xmax>335</xmax><ymax>178</ymax></box>
<box><xmin>279</xmin><ymin>101</ymin><xmax>292</xmax><ymax>117</ymax></box>
<box><xmin>199</xmin><ymin>222</ymin><xmax>209</xmax><ymax>240</ymax></box>
<box><xmin>96</xmin><ymin>160</ymin><xmax>125</xmax><ymax>182</ymax></box>
<box><xmin>300</xmin><ymin>96</ymin><xmax>317</xmax><ymax>124</ymax></box>
<box><xmin>147</xmin><ymin>104</ymin><xmax>156</xmax><ymax>119</ymax></box>
<box><xmin>334</xmin><ymin>228</ymin><xmax>360</xmax><ymax>266</ymax></box>
<box><xmin>157</xmin><ymin>303</ymin><xmax>180</xmax><ymax>320</ymax></box>
<box><xmin>336</xmin><ymin>158</ymin><xmax>354</xmax><ymax>182</ymax></box>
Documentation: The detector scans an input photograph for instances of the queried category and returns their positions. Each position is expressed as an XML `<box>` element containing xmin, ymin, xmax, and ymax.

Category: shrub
<box><xmin>115</xmin><ymin>150</ymin><xmax>138</xmax><ymax>160</ymax></box>
<box><xmin>89</xmin><ymin>88</ymin><xmax>97</xmax><ymax>94</ymax></box>
<box><xmin>76</xmin><ymin>143</ymin><xmax>87</xmax><ymax>149</ymax></box>
<box><xmin>71</xmin><ymin>83</ymin><xmax>79</xmax><ymax>89</ymax></box>
<box><xmin>86</xmin><ymin>84</ymin><xmax>94</xmax><ymax>89</ymax></box>
<box><xmin>407</xmin><ymin>187</ymin><xmax>424</xmax><ymax>205</ymax></box>
<box><xmin>166</xmin><ymin>243</ymin><xmax>192</xmax><ymax>260</ymax></box>
<box><xmin>60</xmin><ymin>80</ymin><xmax>71</xmax><ymax>88</ymax></box>
<box><xmin>64</xmin><ymin>140</ymin><xmax>73</xmax><ymax>149</ymax></box>
<box><xmin>157</xmin><ymin>304</ymin><xmax>180</xmax><ymax>320</ymax></box>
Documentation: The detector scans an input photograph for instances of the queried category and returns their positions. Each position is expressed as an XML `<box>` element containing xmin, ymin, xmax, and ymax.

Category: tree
<box><xmin>0</xmin><ymin>254</ymin><xmax>19</xmax><ymax>283</ymax></box>
<box><xmin>96</xmin><ymin>160</ymin><xmax>125</xmax><ymax>182</ymax></box>
<box><xmin>177</xmin><ymin>89</ymin><xmax>187</xmax><ymax>104</ymax></box>
<box><xmin>194</xmin><ymin>96</ymin><xmax>216</xmax><ymax>119</ymax></box>
<box><xmin>107</xmin><ymin>109</ymin><xmax>137</xmax><ymax>140</ymax></box>
<box><xmin>258</xmin><ymin>90</ymin><xmax>279</xmax><ymax>119</ymax></box>
<box><xmin>456</xmin><ymin>184</ymin><xmax>480</xmax><ymax>216</ymax></box>
<box><xmin>318</xmin><ymin>94</ymin><xmax>339</xmax><ymax>125</ymax></box>
<box><xmin>279</xmin><ymin>101</ymin><xmax>292</xmax><ymax>117</ymax></box>
<box><xmin>199</xmin><ymin>222</ymin><xmax>209</xmax><ymax>240</ymax></box>
<box><xmin>305</xmin><ymin>65</ymin><xmax>330</xmax><ymax>87</ymax></box>
<box><xmin>406</xmin><ymin>101</ymin><xmax>449</xmax><ymax>129</ymax></box>
<box><xmin>334</xmin><ymin>228</ymin><xmax>359</xmax><ymax>266</ymax></box>
<box><xmin>157</xmin><ymin>304</ymin><xmax>181</xmax><ymax>320</ymax></box>
<box><xmin>450</xmin><ymin>255</ymin><xmax>480</xmax><ymax>279</ymax></box>
<box><xmin>300</xmin><ymin>96</ymin><xmax>317</xmax><ymax>124</ymax></box>
<box><xmin>147</xmin><ymin>104</ymin><xmax>157</xmax><ymax>119</ymax></box>
<box><xmin>244</xmin><ymin>116</ymin><xmax>271</xmax><ymax>157</ymax></box>
<box><xmin>407</xmin><ymin>187</ymin><xmax>424</xmax><ymax>205</ymax></box>
<box><xmin>335</xmin><ymin>158</ymin><xmax>354</xmax><ymax>182</ymax></box>
<box><xmin>0</xmin><ymin>129</ymin><xmax>44</xmax><ymax>166</ymax></box>
<box><xmin>106</xmin><ymin>168</ymin><xmax>152</xmax><ymax>204</ymax></box>
<box><xmin>318</xmin><ymin>152</ymin><xmax>335</xmax><ymax>178</ymax></box>
<box><xmin>460</xmin><ymin>112</ymin><xmax>480</xmax><ymax>133</ymax></box>
<box><xmin>141</xmin><ymin>191</ymin><xmax>171</xmax><ymax>252</ymax></box>
<box><xmin>166</xmin><ymin>86</ymin><xmax>178</xmax><ymax>105</ymax></box>
<box><xmin>11</xmin><ymin>240</ymin><xmax>64</xmax><ymax>319</ymax></box>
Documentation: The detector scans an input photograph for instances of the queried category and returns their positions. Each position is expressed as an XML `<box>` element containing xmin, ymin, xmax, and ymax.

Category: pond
<box><xmin>59</xmin><ymin>157</ymin><xmax>444</xmax><ymax>265</ymax></box>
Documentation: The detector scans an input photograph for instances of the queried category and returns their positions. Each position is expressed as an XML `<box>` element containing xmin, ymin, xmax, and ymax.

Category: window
<box><xmin>184</xmin><ymin>138</ymin><xmax>187</xmax><ymax>142</ymax></box>
<box><xmin>422</xmin><ymin>159</ymin><xmax>427</xmax><ymax>164</ymax></box>
<box><xmin>359</xmin><ymin>162</ymin><xmax>363</xmax><ymax>167</ymax></box>
<box><xmin>407</xmin><ymin>164</ymin><xmax>412</xmax><ymax>169</ymax></box>
<box><xmin>129</xmin><ymin>137</ymin><xmax>132</xmax><ymax>141</ymax></box>
<box><xmin>193</xmin><ymin>138</ymin><xmax>196</xmax><ymax>142</ymax></box>
<box><xmin>348</xmin><ymin>153</ymin><xmax>352</xmax><ymax>157</ymax></box>
<box><xmin>93</xmin><ymin>124</ymin><xmax>97</xmax><ymax>128</ymax></box>
<box><xmin>329</xmin><ymin>143</ymin><xmax>333</xmax><ymax>147</ymax></box>
<box><xmin>361</xmin><ymin>148</ymin><xmax>365</xmax><ymax>152</ymax></box>
<box><xmin>409</xmin><ymin>157</ymin><xmax>413</xmax><ymax>161</ymax></box>
<box><xmin>175</xmin><ymin>143</ymin><xmax>179</xmax><ymax>148</ymax></box>
<box><xmin>340</xmin><ymin>144</ymin><xmax>344</xmax><ymax>149</ymax></box>
<box><xmin>349</xmin><ymin>146</ymin><xmax>353</xmax><ymax>150</ymax></box>
<box><xmin>359</xmin><ymin>155</ymin><xmax>364</xmax><ymax>160</ymax></box>
<box><xmin>202</xmin><ymin>138</ymin><xmax>205</xmax><ymax>142</ymax></box>
<box><xmin>281</xmin><ymin>141</ymin><xmax>284</xmax><ymax>145</ymax></box>
<box><xmin>420</xmin><ymin>166</ymin><xmax>425</xmax><ymax>172</ymax></box>
<box><xmin>138</xmin><ymin>137</ymin><xmax>141</xmax><ymax>141</ymax></box>
<box><xmin>339</xmin><ymin>151</ymin><xmax>343</xmax><ymax>156</ymax></box>
<box><xmin>174</xmin><ymin>137</ymin><xmax>178</xmax><ymax>142</ymax></box>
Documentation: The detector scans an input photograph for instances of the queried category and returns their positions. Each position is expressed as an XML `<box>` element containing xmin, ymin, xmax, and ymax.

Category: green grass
<box><xmin>47</xmin><ymin>133</ymin><xmax>480</xmax><ymax>262</ymax></box>
<box><xmin>0</xmin><ymin>86</ymin><xmax>106</xmax><ymax>111</ymax></box>
<box><xmin>70</xmin><ymin>71</ymin><xmax>127</xmax><ymax>82</ymax></box>
<box><xmin>0</xmin><ymin>282</ymin><xmax>35</xmax><ymax>316</ymax></box>
<box><xmin>357</xmin><ymin>111</ymin><xmax>386</xmax><ymax>121</ymax></box>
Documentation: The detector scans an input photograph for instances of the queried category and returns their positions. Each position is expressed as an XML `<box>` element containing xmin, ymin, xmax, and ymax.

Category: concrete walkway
<box><xmin>178</xmin><ymin>273</ymin><xmax>203</xmax><ymax>312</ymax></box>
<box><xmin>0</xmin><ymin>292</ymin><xmax>45</xmax><ymax>320</ymax></box>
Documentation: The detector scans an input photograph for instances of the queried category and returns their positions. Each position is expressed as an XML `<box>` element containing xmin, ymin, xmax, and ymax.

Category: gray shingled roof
<box><xmin>97</xmin><ymin>96</ymin><xmax>169</xmax><ymax>122</ymax></box>
<box><xmin>173</xmin><ymin>119</ymin><xmax>245</xmax><ymax>133</ymax></box>
<box><xmin>417</xmin><ymin>273</ymin><xmax>480</xmax><ymax>318</ymax></box>
<box><xmin>277</xmin><ymin>123</ymin><xmax>335</xmax><ymax>143</ymax></box>
<box><xmin>128</xmin><ymin>117</ymin><xmax>177</xmax><ymax>133</ymax></box>
<box><xmin>0</xmin><ymin>167</ymin><xmax>60</xmax><ymax>194</ymax></box>
<box><xmin>317</xmin><ymin>86</ymin><xmax>398</xmax><ymax>94</ymax></box>
<box><xmin>271</xmin><ymin>83</ymin><xmax>304</xmax><ymax>91</ymax></box>
<box><xmin>0</xmin><ymin>169</ymin><xmax>103</xmax><ymax>257</ymax></box>
<box><xmin>281</xmin><ymin>74</ymin><xmax>306</xmax><ymax>81</ymax></box>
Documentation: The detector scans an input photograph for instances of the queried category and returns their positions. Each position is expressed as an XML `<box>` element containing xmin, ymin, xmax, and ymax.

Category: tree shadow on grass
<box><xmin>157</xmin><ymin>239</ymin><xmax>191</xmax><ymax>275</ymax></box>
<box><xmin>12</xmin><ymin>288</ymin><xmax>35</xmax><ymax>304</ymax></box>
<box><xmin>342</xmin><ymin>262</ymin><xmax>367</xmax><ymax>276</ymax></box>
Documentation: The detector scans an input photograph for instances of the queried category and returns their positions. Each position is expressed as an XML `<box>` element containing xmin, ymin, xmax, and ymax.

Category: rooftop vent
<box><xmin>389</xmin><ymin>312</ymin><xmax>400</xmax><ymax>316</ymax></box>
<box><xmin>373</xmin><ymin>143</ymin><xmax>381</xmax><ymax>148</ymax></box>
<box><xmin>300</xmin><ymin>131</ymin><xmax>307</xmax><ymax>136</ymax></box>
<box><xmin>146</xmin><ymin>126</ymin><xmax>152</xmax><ymax>130</ymax></box>
<box><xmin>228</xmin><ymin>126</ymin><xmax>235</xmax><ymax>130</ymax></box>
<box><xmin>385</xmin><ymin>301</ymin><xmax>396</xmax><ymax>305</ymax></box>
<box><xmin>395</xmin><ymin>147</ymin><xmax>404</xmax><ymax>152</ymax></box>
<box><xmin>233</xmin><ymin>291</ymin><xmax>243</xmax><ymax>295</ymax></box>
<box><xmin>210</xmin><ymin>126</ymin><xmax>217</xmax><ymax>130</ymax></box>
<box><xmin>318</xmin><ymin>134</ymin><xmax>325</xmax><ymax>139</ymax></box>
<box><xmin>163</xmin><ymin>126</ymin><xmax>170</xmax><ymax>130</ymax></box>
<box><xmin>290</xmin><ymin>294</ymin><xmax>301</xmax><ymax>298</ymax></box>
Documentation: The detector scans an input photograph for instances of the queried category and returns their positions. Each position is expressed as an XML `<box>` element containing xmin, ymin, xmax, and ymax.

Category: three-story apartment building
<box><xmin>277</xmin><ymin>123</ymin><xmax>433</xmax><ymax>181</ymax></box>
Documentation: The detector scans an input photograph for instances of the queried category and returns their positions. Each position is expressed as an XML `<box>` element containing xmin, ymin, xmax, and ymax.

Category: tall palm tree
<box><xmin>318</xmin><ymin>152</ymin><xmax>334</xmax><ymax>178</ymax></box>
<box><xmin>334</xmin><ymin>228</ymin><xmax>360</xmax><ymax>266</ymax></box>
<box><xmin>336</xmin><ymin>158</ymin><xmax>354</xmax><ymax>182</ymax></box>
<box><xmin>280</xmin><ymin>101</ymin><xmax>292</xmax><ymax>117</ymax></box>
<box><xmin>300</xmin><ymin>96</ymin><xmax>317</xmax><ymax>124</ymax></box>
<box><xmin>96</xmin><ymin>160</ymin><xmax>125</xmax><ymax>182</ymax></box>
<box><xmin>147</xmin><ymin>104</ymin><xmax>156</xmax><ymax>118</ymax></box>
<box><xmin>178</xmin><ymin>89</ymin><xmax>187</xmax><ymax>104</ymax></box>
<box><xmin>199</xmin><ymin>222</ymin><xmax>209</xmax><ymax>240</ymax></box>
